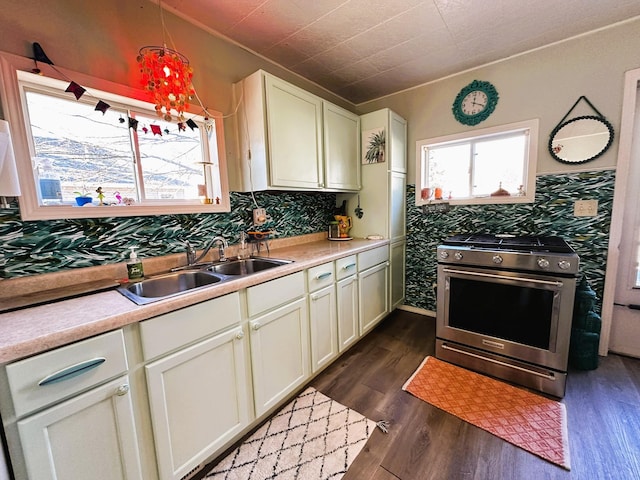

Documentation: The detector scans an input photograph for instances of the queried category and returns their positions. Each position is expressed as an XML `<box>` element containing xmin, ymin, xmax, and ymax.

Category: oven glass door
<box><xmin>442</xmin><ymin>267</ymin><xmax>564</xmax><ymax>351</ymax></box>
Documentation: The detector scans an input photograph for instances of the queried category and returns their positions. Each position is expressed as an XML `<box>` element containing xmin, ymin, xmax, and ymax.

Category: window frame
<box><xmin>0</xmin><ymin>50</ymin><xmax>230</xmax><ymax>220</ymax></box>
<box><xmin>415</xmin><ymin>119</ymin><xmax>539</xmax><ymax>206</ymax></box>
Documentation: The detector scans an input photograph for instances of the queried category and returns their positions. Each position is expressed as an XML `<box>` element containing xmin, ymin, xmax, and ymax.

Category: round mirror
<box><xmin>548</xmin><ymin>115</ymin><xmax>614</xmax><ymax>164</ymax></box>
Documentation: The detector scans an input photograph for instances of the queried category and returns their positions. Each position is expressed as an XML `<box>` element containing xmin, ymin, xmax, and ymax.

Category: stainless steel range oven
<box><xmin>436</xmin><ymin>234</ymin><xmax>580</xmax><ymax>397</ymax></box>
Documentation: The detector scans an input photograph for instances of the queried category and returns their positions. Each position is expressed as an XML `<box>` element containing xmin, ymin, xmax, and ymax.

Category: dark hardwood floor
<box><xmin>310</xmin><ymin>310</ymin><xmax>640</xmax><ymax>480</ymax></box>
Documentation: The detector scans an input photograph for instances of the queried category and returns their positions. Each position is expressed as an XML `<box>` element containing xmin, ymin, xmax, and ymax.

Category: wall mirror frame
<box><xmin>548</xmin><ymin>96</ymin><xmax>614</xmax><ymax>165</ymax></box>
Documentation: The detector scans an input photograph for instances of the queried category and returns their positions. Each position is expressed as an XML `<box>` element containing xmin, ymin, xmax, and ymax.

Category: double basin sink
<box><xmin>118</xmin><ymin>257</ymin><xmax>293</xmax><ymax>305</ymax></box>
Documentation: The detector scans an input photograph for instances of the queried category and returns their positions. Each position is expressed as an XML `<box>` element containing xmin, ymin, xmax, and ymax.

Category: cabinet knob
<box><xmin>252</xmin><ymin>322</ymin><xmax>261</xmax><ymax>331</ymax></box>
<box><xmin>235</xmin><ymin>330</ymin><xmax>245</xmax><ymax>340</ymax></box>
<box><xmin>115</xmin><ymin>384</ymin><xmax>130</xmax><ymax>396</ymax></box>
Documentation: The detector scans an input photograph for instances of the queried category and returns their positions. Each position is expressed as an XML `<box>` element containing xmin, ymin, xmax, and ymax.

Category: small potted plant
<box><xmin>73</xmin><ymin>188</ymin><xmax>93</xmax><ymax>206</ymax></box>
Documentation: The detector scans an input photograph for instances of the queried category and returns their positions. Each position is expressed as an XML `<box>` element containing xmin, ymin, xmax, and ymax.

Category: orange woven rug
<box><xmin>403</xmin><ymin>356</ymin><xmax>570</xmax><ymax>470</ymax></box>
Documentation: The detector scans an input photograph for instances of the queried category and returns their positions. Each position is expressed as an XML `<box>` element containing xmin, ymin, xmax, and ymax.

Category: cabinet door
<box><xmin>145</xmin><ymin>327</ymin><xmax>250</xmax><ymax>480</ymax></box>
<box><xmin>250</xmin><ymin>297</ymin><xmax>310</xmax><ymax>417</ymax></box>
<box><xmin>390</xmin><ymin>110</ymin><xmax>407</xmax><ymax>173</ymax></box>
<box><xmin>17</xmin><ymin>376</ymin><xmax>142</xmax><ymax>480</ymax></box>
<box><xmin>324</xmin><ymin>102</ymin><xmax>361</xmax><ymax>191</ymax></box>
<box><xmin>309</xmin><ymin>284</ymin><xmax>338</xmax><ymax>373</ymax></box>
<box><xmin>336</xmin><ymin>275</ymin><xmax>359</xmax><ymax>352</ymax></box>
<box><xmin>265</xmin><ymin>75</ymin><xmax>324</xmax><ymax>189</ymax></box>
<box><xmin>390</xmin><ymin>171</ymin><xmax>406</xmax><ymax>242</ymax></box>
<box><xmin>359</xmin><ymin>262</ymin><xmax>390</xmax><ymax>335</ymax></box>
<box><xmin>390</xmin><ymin>240</ymin><xmax>406</xmax><ymax>310</ymax></box>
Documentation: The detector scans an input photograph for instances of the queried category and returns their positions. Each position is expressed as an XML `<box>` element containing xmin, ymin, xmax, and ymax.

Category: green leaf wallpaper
<box><xmin>406</xmin><ymin>170</ymin><xmax>615</xmax><ymax>314</ymax></box>
<box><xmin>0</xmin><ymin>170</ymin><xmax>615</xmax><ymax>318</ymax></box>
<box><xmin>0</xmin><ymin>191</ymin><xmax>336</xmax><ymax>278</ymax></box>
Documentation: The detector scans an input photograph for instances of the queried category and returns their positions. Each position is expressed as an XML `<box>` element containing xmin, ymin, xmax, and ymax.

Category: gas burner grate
<box><xmin>443</xmin><ymin>234</ymin><xmax>575</xmax><ymax>253</ymax></box>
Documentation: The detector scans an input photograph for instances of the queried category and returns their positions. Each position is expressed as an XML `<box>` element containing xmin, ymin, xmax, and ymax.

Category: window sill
<box><xmin>416</xmin><ymin>194</ymin><xmax>534</xmax><ymax>207</ymax></box>
<box><xmin>16</xmin><ymin>201</ymin><xmax>231</xmax><ymax>221</ymax></box>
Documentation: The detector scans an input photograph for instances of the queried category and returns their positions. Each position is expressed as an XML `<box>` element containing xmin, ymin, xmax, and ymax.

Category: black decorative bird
<box><xmin>32</xmin><ymin>42</ymin><xmax>54</xmax><ymax>65</ymax></box>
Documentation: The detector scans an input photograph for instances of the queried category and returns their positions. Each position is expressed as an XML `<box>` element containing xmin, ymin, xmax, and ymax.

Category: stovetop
<box><xmin>442</xmin><ymin>234</ymin><xmax>575</xmax><ymax>254</ymax></box>
<box><xmin>438</xmin><ymin>234</ymin><xmax>579</xmax><ymax>275</ymax></box>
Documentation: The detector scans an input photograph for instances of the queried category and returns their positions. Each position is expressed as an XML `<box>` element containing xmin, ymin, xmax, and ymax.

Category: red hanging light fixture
<box><xmin>137</xmin><ymin>46</ymin><xmax>194</xmax><ymax>121</ymax></box>
<box><xmin>137</xmin><ymin>0</ymin><xmax>194</xmax><ymax>122</ymax></box>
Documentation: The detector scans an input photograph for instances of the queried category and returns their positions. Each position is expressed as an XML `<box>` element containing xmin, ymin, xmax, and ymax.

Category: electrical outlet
<box><xmin>253</xmin><ymin>208</ymin><xmax>267</xmax><ymax>225</ymax></box>
<box><xmin>574</xmin><ymin>199</ymin><xmax>598</xmax><ymax>217</ymax></box>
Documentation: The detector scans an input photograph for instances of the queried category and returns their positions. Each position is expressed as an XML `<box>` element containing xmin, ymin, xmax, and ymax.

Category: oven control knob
<box><xmin>492</xmin><ymin>255</ymin><xmax>503</xmax><ymax>264</ymax></box>
<box><xmin>454</xmin><ymin>252</ymin><xmax>464</xmax><ymax>260</ymax></box>
<box><xmin>439</xmin><ymin>251</ymin><xmax>449</xmax><ymax>259</ymax></box>
<box><xmin>537</xmin><ymin>258</ymin><xmax>550</xmax><ymax>269</ymax></box>
<box><xmin>558</xmin><ymin>260</ymin><xmax>571</xmax><ymax>270</ymax></box>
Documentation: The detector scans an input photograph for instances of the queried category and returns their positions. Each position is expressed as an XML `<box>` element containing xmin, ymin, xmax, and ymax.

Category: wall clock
<box><xmin>452</xmin><ymin>80</ymin><xmax>499</xmax><ymax>126</ymax></box>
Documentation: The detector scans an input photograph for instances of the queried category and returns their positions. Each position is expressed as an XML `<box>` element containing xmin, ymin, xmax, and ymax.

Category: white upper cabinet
<box><xmin>232</xmin><ymin>70</ymin><xmax>360</xmax><ymax>192</ymax></box>
<box><xmin>324</xmin><ymin>102</ymin><xmax>361</xmax><ymax>191</ymax></box>
<box><xmin>265</xmin><ymin>75</ymin><xmax>324</xmax><ymax>189</ymax></box>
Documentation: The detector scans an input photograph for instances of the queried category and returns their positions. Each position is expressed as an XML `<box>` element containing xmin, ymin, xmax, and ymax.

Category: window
<box><xmin>416</xmin><ymin>119</ymin><xmax>538</xmax><ymax>206</ymax></box>
<box><xmin>0</xmin><ymin>51</ymin><xmax>229</xmax><ymax>220</ymax></box>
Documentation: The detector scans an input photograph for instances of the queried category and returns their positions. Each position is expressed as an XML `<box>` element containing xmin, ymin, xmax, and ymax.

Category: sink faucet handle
<box><xmin>217</xmin><ymin>242</ymin><xmax>227</xmax><ymax>262</ymax></box>
<box><xmin>185</xmin><ymin>241</ymin><xmax>197</xmax><ymax>265</ymax></box>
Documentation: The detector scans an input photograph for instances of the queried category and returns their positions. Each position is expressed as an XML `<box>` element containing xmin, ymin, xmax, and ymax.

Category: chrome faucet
<box><xmin>186</xmin><ymin>235</ymin><xmax>229</xmax><ymax>265</ymax></box>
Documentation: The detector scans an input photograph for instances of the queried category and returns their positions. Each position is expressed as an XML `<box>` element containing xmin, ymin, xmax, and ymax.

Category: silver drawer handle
<box><xmin>38</xmin><ymin>357</ymin><xmax>106</xmax><ymax>386</ymax></box>
<box><xmin>316</xmin><ymin>272</ymin><xmax>332</xmax><ymax>280</ymax></box>
<box><xmin>342</xmin><ymin>263</ymin><xmax>356</xmax><ymax>270</ymax></box>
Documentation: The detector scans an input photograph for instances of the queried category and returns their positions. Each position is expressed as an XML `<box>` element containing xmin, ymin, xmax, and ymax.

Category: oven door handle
<box><xmin>442</xmin><ymin>267</ymin><xmax>563</xmax><ymax>288</ymax></box>
<box><xmin>441</xmin><ymin>343</ymin><xmax>557</xmax><ymax>381</ymax></box>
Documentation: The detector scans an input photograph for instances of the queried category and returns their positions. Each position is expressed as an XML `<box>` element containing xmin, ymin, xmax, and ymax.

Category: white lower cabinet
<box><xmin>390</xmin><ymin>240</ymin><xmax>406</xmax><ymax>310</ymax></box>
<box><xmin>0</xmin><ymin>329</ymin><xmax>141</xmax><ymax>480</ymax></box>
<box><xmin>145</xmin><ymin>326</ymin><xmax>249</xmax><ymax>480</ymax></box>
<box><xmin>309</xmin><ymin>284</ymin><xmax>338</xmax><ymax>372</ymax></box>
<box><xmin>139</xmin><ymin>292</ymin><xmax>249</xmax><ymax>480</ymax></box>
<box><xmin>308</xmin><ymin>262</ymin><xmax>338</xmax><ymax>373</ymax></box>
<box><xmin>336</xmin><ymin>275</ymin><xmax>359</xmax><ymax>352</ymax></box>
<box><xmin>358</xmin><ymin>246</ymin><xmax>390</xmax><ymax>335</ymax></box>
<box><xmin>250</xmin><ymin>296</ymin><xmax>310</xmax><ymax>417</ymax></box>
<box><xmin>17</xmin><ymin>376</ymin><xmax>142</xmax><ymax>480</ymax></box>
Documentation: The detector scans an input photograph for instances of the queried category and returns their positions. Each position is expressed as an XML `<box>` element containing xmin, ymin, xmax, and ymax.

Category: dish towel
<box><xmin>0</xmin><ymin>119</ymin><xmax>21</xmax><ymax>197</ymax></box>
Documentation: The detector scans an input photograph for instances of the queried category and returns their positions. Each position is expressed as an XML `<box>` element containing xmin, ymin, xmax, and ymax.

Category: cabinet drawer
<box><xmin>307</xmin><ymin>262</ymin><xmax>335</xmax><ymax>292</ymax></box>
<box><xmin>6</xmin><ymin>330</ymin><xmax>128</xmax><ymax>418</ymax></box>
<box><xmin>247</xmin><ymin>272</ymin><xmax>305</xmax><ymax>317</ymax></box>
<box><xmin>140</xmin><ymin>292</ymin><xmax>242</xmax><ymax>361</ymax></box>
<box><xmin>358</xmin><ymin>246</ymin><xmax>389</xmax><ymax>271</ymax></box>
<box><xmin>335</xmin><ymin>255</ymin><xmax>357</xmax><ymax>280</ymax></box>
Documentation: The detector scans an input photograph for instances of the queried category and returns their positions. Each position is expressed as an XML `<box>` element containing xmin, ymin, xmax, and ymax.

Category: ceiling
<box><xmin>160</xmin><ymin>0</ymin><xmax>640</xmax><ymax>104</ymax></box>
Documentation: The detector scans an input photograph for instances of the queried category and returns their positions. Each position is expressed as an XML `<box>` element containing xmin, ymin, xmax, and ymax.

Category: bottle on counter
<box><xmin>237</xmin><ymin>231</ymin><xmax>250</xmax><ymax>259</ymax></box>
<box><xmin>126</xmin><ymin>247</ymin><xmax>144</xmax><ymax>281</ymax></box>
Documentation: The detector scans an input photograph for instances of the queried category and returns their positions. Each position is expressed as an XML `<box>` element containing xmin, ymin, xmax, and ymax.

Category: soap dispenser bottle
<box><xmin>127</xmin><ymin>247</ymin><xmax>144</xmax><ymax>281</ymax></box>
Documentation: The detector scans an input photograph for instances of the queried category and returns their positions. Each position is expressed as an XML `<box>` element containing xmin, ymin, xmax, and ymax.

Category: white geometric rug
<box><xmin>205</xmin><ymin>387</ymin><xmax>376</xmax><ymax>479</ymax></box>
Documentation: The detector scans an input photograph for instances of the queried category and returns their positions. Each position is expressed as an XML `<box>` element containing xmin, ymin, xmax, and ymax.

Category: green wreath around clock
<box><xmin>452</xmin><ymin>80</ymin><xmax>499</xmax><ymax>126</ymax></box>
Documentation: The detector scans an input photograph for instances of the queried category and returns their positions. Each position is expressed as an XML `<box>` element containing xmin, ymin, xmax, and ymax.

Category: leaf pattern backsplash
<box><xmin>0</xmin><ymin>170</ymin><xmax>615</xmax><ymax>317</ymax></box>
<box><xmin>0</xmin><ymin>191</ymin><xmax>336</xmax><ymax>278</ymax></box>
<box><xmin>405</xmin><ymin>170</ymin><xmax>615</xmax><ymax>314</ymax></box>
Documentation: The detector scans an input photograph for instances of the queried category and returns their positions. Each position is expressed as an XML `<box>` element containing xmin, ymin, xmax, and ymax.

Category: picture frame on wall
<box><xmin>362</xmin><ymin>127</ymin><xmax>385</xmax><ymax>164</ymax></box>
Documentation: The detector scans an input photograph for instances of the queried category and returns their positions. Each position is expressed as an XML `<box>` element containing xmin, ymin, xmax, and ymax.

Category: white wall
<box><xmin>357</xmin><ymin>18</ymin><xmax>640</xmax><ymax>184</ymax></box>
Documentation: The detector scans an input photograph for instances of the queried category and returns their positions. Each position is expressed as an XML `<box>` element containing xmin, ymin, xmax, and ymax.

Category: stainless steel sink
<box><xmin>206</xmin><ymin>257</ymin><xmax>292</xmax><ymax>276</ymax></box>
<box><xmin>117</xmin><ymin>270</ymin><xmax>224</xmax><ymax>305</ymax></box>
<box><xmin>117</xmin><ymin>257</ymin><xmax>293</xmax><ymax>305</ymax></box>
